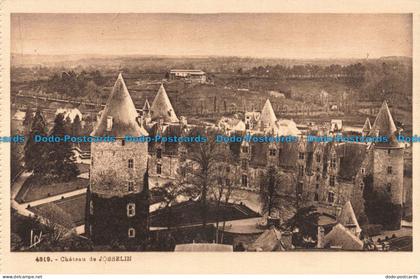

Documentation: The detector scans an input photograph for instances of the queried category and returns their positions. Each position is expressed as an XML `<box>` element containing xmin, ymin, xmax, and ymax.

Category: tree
<box><xmin>182</xmin><ymin>127</ymin><xmax>227</xmax><ymax>227</ymax></box>
<box><xmin>64</xmin><ymin>115</ymin><xmax>72</xmax><ymax>134</ymax></box>
<box><xmin>24</xmin><ymin>110</ymin><xmax>48</xmax><ymax>175</ymax></box>
<box><xmin>72</xmin><ymin>115</ymin><xmax>82</xmax><ymax>136</ymax></box>
<box><xmin>46</xmin><ymin>113</ymin><xmax>79</xmax><ymax>181</ymax></box>
<box><xmin>209</xmin><ymin>160</ymin><xmax>236</xmax><ymax>243</ymax></box>
<box><xmin>11</xmin><ymin>142</ymin><xmax>23</xmax><ymax>180</ymax></box>
<box><xmin>259</xmin><ymin>165</ymin><xmax>283</xmax><ymax>217</ymax></box>
<box><xmin>22</xmin><ymin>107</ymin><xmax>33</xmax><ymax>134</ymax></box>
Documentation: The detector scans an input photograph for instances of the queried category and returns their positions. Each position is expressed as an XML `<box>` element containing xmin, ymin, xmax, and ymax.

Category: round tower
<box><xmin>371</xmin><ymin>101</ymin><xmax>404</xmax><ymax>230</ymax></box>
<box><xmin>86</xmin><ymin>73</ymin><xmax>149</xmax><ymax>247</ymax></box>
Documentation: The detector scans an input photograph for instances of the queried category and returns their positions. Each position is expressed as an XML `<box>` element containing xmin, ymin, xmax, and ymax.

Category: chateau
<box><xmin>87</xmin><ymin>74</ymin><xmax>405</xmax><ymax>245</ymax></box>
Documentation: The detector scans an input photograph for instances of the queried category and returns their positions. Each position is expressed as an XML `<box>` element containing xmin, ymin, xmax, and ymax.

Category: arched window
<box><xmin>128</xmin><ymin>228</ymin><xmax>136</xmax><ymax>238</ymax></box>
<box><xmin>127</xmin><ymin>203</ymin><xmax>136</xmax><ymax>217</ymax></box>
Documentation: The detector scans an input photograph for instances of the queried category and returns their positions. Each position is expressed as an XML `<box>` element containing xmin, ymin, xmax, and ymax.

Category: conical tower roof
<box><xmin>258</xmin><ymin>99</ymin><xmax>277</xmax><ymax>129</ymax></box>
<box><xmin>143</xmin><ymin>99</ymin><xmax>150</xmax><ymax>111</ymax></box>
<box><xmin>337</xmin><ymin>201</ymin><xmax>361</xmax><ymax>236</ymax></box>
<box><xmin>150</xmin><ymin>84</ymin><xmax>179</xmax><ymax>123</ymax></box>
<box><xmin>91</xmin><ymin>73</ymin><xmax>147</xmax><ymax>137</ymax></box>
<box><xmin>370</xmin><ymin>101</ymin><xmax>399</xmax><ymax>147</ymax></box>
<box><xmin>370</xmin><ymin>101</ymin><xmax>397</xmax><ymax>136</ymax></box>
<box><xmin>362</xmin><ymin>118</ymin><xmax>371</xmax><ymax>132</ymax></box>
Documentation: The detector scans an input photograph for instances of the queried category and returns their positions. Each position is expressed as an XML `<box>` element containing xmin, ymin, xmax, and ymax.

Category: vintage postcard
<box><xmin>1</xmin><ymin>0</ymin><xmax>420</xmax><ymax>274</ymax></box>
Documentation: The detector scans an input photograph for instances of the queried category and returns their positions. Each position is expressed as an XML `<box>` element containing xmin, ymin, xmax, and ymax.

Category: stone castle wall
<box><xmin>90</xmin><ymin>140</ymin><xmax>148</xmax><ymax>197</ymax></box>
<box><xmin>373</xmin><ymin>147</ymin><xmax>404</xmax><ymax>205</ymax></box>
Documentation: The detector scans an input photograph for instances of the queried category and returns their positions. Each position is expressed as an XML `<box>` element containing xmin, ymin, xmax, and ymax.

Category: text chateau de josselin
<box><xmin>86</xmin><ymin>73</ymin><xmax>404</xmax><ymax>245</ymax></box>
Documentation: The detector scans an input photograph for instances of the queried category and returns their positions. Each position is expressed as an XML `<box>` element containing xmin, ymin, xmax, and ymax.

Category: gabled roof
<box><xmin>337</xmin><ymin>143</ymin><xmax>368</xmax><ymax>181</ymax></box>
<box><xmin>247</xmin><ymin>228</ymin><xmax>285</xmax><ymax>251</ymax></box>
<box><xmin>91</xmin><ymin>73</ymin><xmax>147</xmax><ymax>137</ymax></box>
<box><xmin>323</xmin><ymin>223</ymin><xmax>363</xmax><ymax>250</ymax></box>
<box><xmin>362</xmin><ymin>118</ymin><xmax>372</xmax><ymax>132</ymax></box>
<box><xmin>150</xmin><ymin>84</ymin><xmax>179</xmax><ymax>123</ymax></box>
<box><xmin>337</xmin><ymin>201</ymin><xmax>361</xmax><ymax>236</ymax></box>
<box><xmin>258</xmin><ymin>99</ymin><xmax>277</xmax><ymax>130</ymax></box>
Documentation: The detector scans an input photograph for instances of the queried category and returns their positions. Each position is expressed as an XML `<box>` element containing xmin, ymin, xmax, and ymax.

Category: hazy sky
<box><xmin>11</xmin><ymin>13</ymin><xmax>412</xmax><ymax>59</ymax></box>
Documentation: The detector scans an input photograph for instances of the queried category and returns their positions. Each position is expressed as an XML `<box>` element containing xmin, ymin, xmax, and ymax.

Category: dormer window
<box><xmin>106</xmin><ymin>116</ymin><xmax>113</xmax><ymax>131</ymax></box>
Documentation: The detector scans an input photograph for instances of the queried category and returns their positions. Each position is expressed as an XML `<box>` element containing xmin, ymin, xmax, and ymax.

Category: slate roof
<box><xmin>323</xmin><ymin>223</ymin><xmax>363</xmax><ymax>250</ymax></box>
<box><xmin>337</xmin><ymin>201</ymin><xmax>361</xmax><ymax>236</ymax></box>
<box><xmin>91</xmin><ymin>73</ymin><xmax>148</xmax><ymax>137</ymax></box>
<box><xmin>143</xmin><ymin>99</ymin><xmax>150</xmax><ymax>111</ymax></box>
<box><xmin>247</xmin><ymin>228</ymin><xmax>286</xmax><ymax>251</ymax></box>
<box><xmin>362</xmin><ymin>118</ymin><xmax>372</xmax><ymax>133</ymax></box>
<box><xmin>150</xmin><ymin>84</ymin><xmax>179</xmax><ymax>123</ymax></box>
<box><xmin>278</xmin><ymin>141</ymin><xmax>299</xmax><ymax>168</ymax></box>
<box><xmin>257</xmin><ymin>99</ymin><xmax>277</xmax><ymax>130</ymax></box>
<box><xmin>370</xmin><ymin>101</ymin><xmax>399</xmax><ymax>148</ymax></box>
<box><xmin>337</xmin><ymin>143</ymin><xmax>367</xmax><ymax>181</ymax></box>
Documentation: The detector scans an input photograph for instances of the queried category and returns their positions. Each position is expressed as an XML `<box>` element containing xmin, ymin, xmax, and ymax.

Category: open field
<box><xmin>15</xmin><ymin>176</ymin><xmax>88</xmax><ymax>203</ymax></box>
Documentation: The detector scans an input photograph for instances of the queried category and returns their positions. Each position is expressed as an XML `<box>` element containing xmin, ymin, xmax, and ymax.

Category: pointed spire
<box><xmin>150</xmin><ymin>83</ymin><xmax>179</xmax><ymax>123</ymax></box>
<box><xmin>337</xmin><ymin>201</ymin><xmax>361</xmax><ymax>237</ymax></box>
<box><xmin>143</xmin><ymin>99</ymin><xmax>150</xmax><ymax>112</ymax></box>
<box><xmin>371</xmin><ymin>101</ymin><xmax>397</xmax><ymax>136</ymax></box>
<box><xmin>91</xmin><ymin>73</ymin><xmax>147</xmax><ymax>137</ymax></box>
<box><xmin>362</xmin><ymin>118</ymin><xmax>371</xmax><ymax>132</ymax></box>
<box><xmin>258</xmin><ymin>99</ymin><xmax>277</xmax><ymax>130</ymax></box>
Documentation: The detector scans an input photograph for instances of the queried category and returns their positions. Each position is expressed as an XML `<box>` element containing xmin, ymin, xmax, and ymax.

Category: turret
<box><xmin>86</xmin><ymin>73</ymin><xmax>150</xmax><ymax>246</ymax></box>
<box><xmin>371</xmin><ymin>101</ymin><xmax>404</xmax><ymax>229</ymax></box>
<box><xmin>150</xmin><ymin>84</ymin><xmax>179</xmax><ymax>123</ymax></box>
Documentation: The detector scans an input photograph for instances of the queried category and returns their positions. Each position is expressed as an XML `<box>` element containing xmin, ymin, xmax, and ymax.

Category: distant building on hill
<box><xmin>168</xmin><ymin>69</ymin><xmax>207</xmax><ymax>83</ymax></box>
